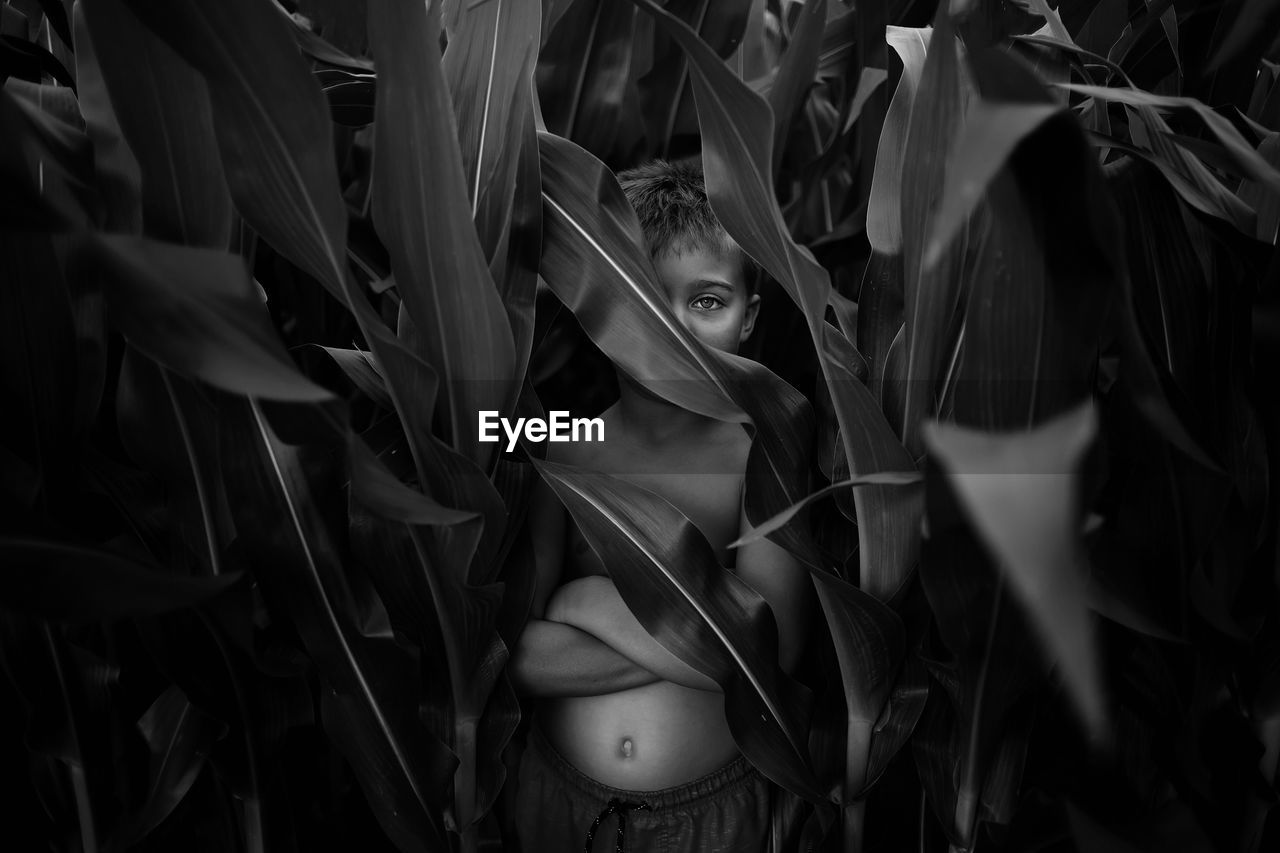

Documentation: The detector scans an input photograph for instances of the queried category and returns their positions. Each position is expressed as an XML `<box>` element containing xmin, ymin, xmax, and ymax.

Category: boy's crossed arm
<box><xmin>537</xmin><ymin>496</ymin><xmax>809</xmax><ymax>693</ymax></box>
<box><xmin>510</xmin><ymin>471</ymin><xmax>810</xmax><ymax>698</ymax></box>
<box><xmin>509</xmin><ymin>472</ymin><xmax>664</xmax><ymax>698</ymax></box>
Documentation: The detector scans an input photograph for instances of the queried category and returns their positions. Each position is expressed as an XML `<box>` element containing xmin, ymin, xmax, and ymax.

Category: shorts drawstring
<box><xmin>583</xmin><ymin>797</ymin><xmax>652</xmax><ymax>852</ymax></box>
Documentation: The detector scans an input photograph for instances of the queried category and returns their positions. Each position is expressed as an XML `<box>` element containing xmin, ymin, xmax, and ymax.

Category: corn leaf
<box><xmin>219</xmin><ymin>397</ymin><xmax>454</xmax><ymax>852</ymax></box>
<box><xmin>115</xmin><ymin>349</ymin><xmax>230</xmax><ymax>578</ymax></box>
<box><xmin>640</xmin><ymin>0</ymin><xmax>753</xmax><ymax>157</ymax></box>
<box><xmin>533</xmin><ymin>459</ymin><xmax>825</xmax><ymax>801</ymax></box>
<box><xmin>113</xmin><ymin>0</ymin><xmax>347</xmax><ymax>299</ymax></box>
<box><xmin>924</xmin><ymin>100</ymin><xmax>1061</xmax><ymax>269</ymax></box>
<box><xmin>1061</xmin><ymin>83</ymin><xmax>1280</xmax><ymax>196</ymax></box>
<box><xmin>348</xmin><ymin>506</ymin><xmax>509</xmax><ymax>829</ymax></box>
<box><xmin>537</xmin><ymin>0</ymin><xmax>640</xmax><ymax>160</ymax></box>
<box><xmin>442</xmin><ymin>0</ymin><xmax>539</xmax><ymax>263</ymax></box>
<box><xmin>315</xmin><ymin>346</ymin><xmax>393</xmax><ymax>410</ymax></box>
<box><xmin>729</xmin><ymin>470</ymin><xmax>921</xmax><ymax>548</ymax></box>
<box><xmin>443</xmin><ymin>0</ymin><xmax>542</xmax><ymax>394</ymax></box>
<box><xmin>866</xmin><ymin>26</ymin><xmax>932</xmax><ymax>254</ymax></box>
<box><xmin>81</xmin><ymin>235</ymin><xmax>332</xmax><ymax>403</ymax></box>
<box><xmin>1238</xmin><ymin>132</ymin><xmax>1280</xmax><ymax>243</ymax></box>
<box><xmin>71</xmin><ymin>4</ymin><xmax>142</xmax><ymax>234</ymax></box>
<box><xmin>82</xmin><ymin>0</ymin><xmax>231</xmax><ymax>249</ymax></box>
<box><xmin>897</xmin><ymin>7</ymin><xmax>966</xmax><ymax>456</ymax></box>
<box><xmin>368</xmin><ymin>0</ymin><xmax>517</xmax><ymax>469</ymax></box>
<box><xmin>111</xmin><ymin>686</ymin><xmax>226</xmax><ymax>848</ymax></box>
<box><xmin>917</xmin><ymin>534</ymin><xmax>1039</xmax><ymax>849</ymax></box>
<box><xmin>811</xmin><ymin>572</ymin><xmax>903</xmax><ymax>798</ymax></box>
<box><xmin>924</xmin><ymin>403</ymin><xmax>1107</xmax><ymax>737</ymax></box>
<box><xmin>767</xmin><ymin>0</ymin><xmax>826</xmax><ymax>176</ymax></box>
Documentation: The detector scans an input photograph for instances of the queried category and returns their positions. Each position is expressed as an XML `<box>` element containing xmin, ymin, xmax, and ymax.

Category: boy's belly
<box><xmin>539</xmin><ymin>680</ymin><xmax>740</xmax><ymax>789</ymax></box>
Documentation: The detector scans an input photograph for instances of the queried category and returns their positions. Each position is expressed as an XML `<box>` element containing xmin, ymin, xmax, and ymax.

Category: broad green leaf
<box><xmin>924</xmin><ymin>403</ymin><xmax>1107</xmax><ymax>737</ymax></box>
<box><xmin>443</xmin><ymin>0</ymin><xmax>540</xmax><ymax>261</ymax></box>
<box><xmin>1207</xmin><ymin>0</ymin><xmax>1280</xmax><ymax>71</ymax></box>
<box><xmin>116</xmin><ymin>349</ymin><xmax>229</xmax><ymax>577</ymax></box>
<box><xmin>1076</xmin><ymin>0</ymin><xmax>1126</xmax><ymax>58</ymax></box>
<box><xmin>83</xmin><ymin>0</ymin><xmax>232</xmax><ymax>248</ymax></box>
<box><xmin>82</xmin><ymin>235</ymin><xmax>332</xmax><ymax>402</ymax></box>
<box><xmin>811</xmin><ymin>572</ymin><xmax>903</xmax><ymax>803</ymax></box>
<box><xmin>534</xmin><ymin>459</ymin><xmax>825</xmax><ymax>801</ymax></box>
<box><xmin>767</xmin><ymin>0</ymin><xmax>826</xmax><ymax>176</ymax></box>
<box><xmin>0</xmin><ymin>87</ymin><xmax>98</xmax><ymax>230</ymax></box>
<box><xmin>107</xmin><ymin>0</ymin><xmax>467</xmax><ymax>530</ymax></box>
<box><xmin>729</xmin><ymin>470</ymin><xmax>921</xmax><ymax>548</ymax></box>
<box><xmin>1061</xmin><ymin>83</ymin><xmax>1280</xmax><ymax>197</ymax></box>
<box><xmin>111</xmin><ymin>686</ymin><xmax>226</xmax><ymax>848</ymax></box>
<box><xmin>0</xmin><ymin>619</ymin><xmax>101</xmax><ymax>851</ymax></box>
<box><xmin>348</xmin><ymin>504</ymin><xmax>508</xmax><ymax>829</ymax></box>
<box><xmin>640</xmin><ymin>0</ymin><xmax>753</xmax><ymax>157</ymax></box>
<box><xmin>110</xmin><ymin>0</ymin><xmax>466</xmax><ymax>516</ymax></box>
<box><xmin>114</xmin><ymin>0</ymin><xmax>347</xmax><ymax>297</ymax></box>
<box><xmin>866</xmin><ymin>26</ymin><xmax>931</xmax><ymax>254</ymax></box>
<box><xmin>1238</xmin><ymin>132</ymin><xmax>1280</xmax><ymax>243</ymax></box>
<box><xmin>1127</xmin><ymin>103</ymin><xmax>1256</xmax><ymax>250</ymax></box>
<box><xmin>923</xmin><ymin>101</ymin><xmax>1060</xmax><ymax>269</ymax></box>
<box><xmin>917</xmin><ymin>538</ymin><xmax>1039</xmax><ymax>848</ymax></box>
<box><xmin>220</xmin><ymin>397</ymin><xmax>454</xmax><ymax>852</ymax></box>
<box><xmin>537</xmin><ymin>0</ymin><xmax>640</xmax><ymax>161</ymax></box>
<box><xmin>443</xmin><ymin>0</ymin><xmax>543</xmax><ymax>400</ymax></box>
<box><xmin>368</xmin><ymin>0</ymin><xmax>517</xmax><ymax>469</ymax></box>
<box><xmin>347</xmin><ymin>438</ymin><xmax>477</xmax><ymax>527</ymax></box>
<box><xmin>72</xmin><ymin>3</ymin><xmax>142</xmax><ymax>234</ymax></box>
<box><xmin>316</xmin><ymin>346</ymin><xmax>393</xmax><ymax>410</ymax></box>
<box><xmin>0</xmin><ymin>539</ymin><xmax>241</xmax><ymax>621</ymax></box>
<box><xmin>1011</xmin><ymin>0</ymin><xmax>1072</xmax><ymax>43</ymax></box>
<box><xmin>898</xmin><ymin>7</ymin><xmax>965</xmax><ymax>456</ymax></box>
<box><xmin>0</xmin><ymin>230</ymin><xmax>84</xmax><ymax>510</ymax></box>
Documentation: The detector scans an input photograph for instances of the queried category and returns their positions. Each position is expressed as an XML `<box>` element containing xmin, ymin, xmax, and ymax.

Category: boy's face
<box><xmin>653</xmin><ymin>247</ymin><xmax>760</xmax><ymax>355</ymax></box>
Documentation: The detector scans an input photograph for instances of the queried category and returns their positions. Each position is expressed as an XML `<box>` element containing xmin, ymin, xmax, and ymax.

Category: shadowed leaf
<box><xmin>369</xmin><ymin>0</ymin><xmax>517</xmax><ymax>468</ymax></box>
<box><xmin>112</xmin><ymin>686</ymin><xmax>227</xmax><ymax>848</ymax></box>
<box><xmin>82</xmin><ymin>235</ymin><xmax>332</xmax><ymax>402</ymax></box>
<box><xmin>82</xmin><ymin>0</ymin><xmax>232</xmax><ymax>248</ymax></box>
<box><xmin>924</xmin><ymin>402</ymin><xmax>1106</xmax><ymax>737</ymax></box>
<box><xmin>729</xmin><ymin>471</ymin><xmax>921</xmax><ymax>549</ymax></box>
<box><xmin>0</xmin><ymin>539</ymin><xmax>241</xmax><ymax>622</ymax></box>
<box><xmin>220</xmin><ymin>397</ymin><xmax>454</xmax><ymax>852</ymax></box>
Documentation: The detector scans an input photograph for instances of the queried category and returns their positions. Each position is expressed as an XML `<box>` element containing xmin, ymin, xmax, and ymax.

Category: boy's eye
<box><xmin>690</xmin><ymin>295</ymin><xmax>724</xmax><ymax>311</ymax></box>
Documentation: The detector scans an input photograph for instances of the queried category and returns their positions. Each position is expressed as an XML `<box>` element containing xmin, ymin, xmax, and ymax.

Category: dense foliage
<box><xmin>2</xmin><ymin>0</ymin><xmax>1278</xmax><ymax>851</ymax></box>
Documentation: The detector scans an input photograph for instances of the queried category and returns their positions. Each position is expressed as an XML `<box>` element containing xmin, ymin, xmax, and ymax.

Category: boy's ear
<box><xmin>739</xmin><ymin>293</ymin><xmax>761</xmax><ymax>343</ymax></box>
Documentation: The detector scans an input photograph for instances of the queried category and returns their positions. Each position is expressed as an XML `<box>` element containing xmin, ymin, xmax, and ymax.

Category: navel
<box><xmin>619</xmin><ymin>737</ymin><xmax>634</xmax><ymax>759</ymax></box>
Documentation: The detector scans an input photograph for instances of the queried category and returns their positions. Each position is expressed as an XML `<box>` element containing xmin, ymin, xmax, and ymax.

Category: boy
<box><xmin>509</xmin><ymin>160</ymin><xmax>810</xmax><ymax>852</ymax></box>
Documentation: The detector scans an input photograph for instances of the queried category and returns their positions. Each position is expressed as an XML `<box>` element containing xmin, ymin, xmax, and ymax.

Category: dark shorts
<box><xmin>512</xmin><ymin>724</ymin><xmax>806</xmax><ymax>853</ymax></box>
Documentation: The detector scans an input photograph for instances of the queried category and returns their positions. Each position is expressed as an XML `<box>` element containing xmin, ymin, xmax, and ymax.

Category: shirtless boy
<box><xmin>510</xmin><ymin>160</ymin><xmax>810</xmax><ymax>852</ymax></box>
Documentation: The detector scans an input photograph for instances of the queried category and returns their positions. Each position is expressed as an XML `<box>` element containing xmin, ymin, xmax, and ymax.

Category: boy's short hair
<box><xmin>617</xmin><ymin>159</ymin><xmax>759</xmax><ymax>293</ymax></box>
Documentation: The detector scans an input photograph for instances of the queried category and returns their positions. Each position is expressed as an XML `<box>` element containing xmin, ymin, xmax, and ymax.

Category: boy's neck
<box><xmin>614</xmin><ymin>369</ymin><xmax>715</xmax><ymax>446</ymax></box>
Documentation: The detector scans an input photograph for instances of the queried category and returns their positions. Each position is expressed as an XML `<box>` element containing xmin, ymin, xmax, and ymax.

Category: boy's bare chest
<box><xmin>562</xmin><ymin>468</ymin><xmax>745</xmax><ymax>580</ymax></box>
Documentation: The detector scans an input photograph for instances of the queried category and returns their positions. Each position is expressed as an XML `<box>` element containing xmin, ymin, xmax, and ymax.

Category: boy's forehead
<box><xmin>654</xmin><ymin>242</ymin><xmax>747</xmax><ymax>288</ymax></box>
